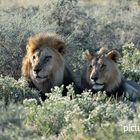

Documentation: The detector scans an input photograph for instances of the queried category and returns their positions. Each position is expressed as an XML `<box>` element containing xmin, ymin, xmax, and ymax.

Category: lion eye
<box><xmin>33</xmin><ymin>55</ymin><xmax>36</xmax><ymax>60</ymax></box>
<box><xmin>100</xmin><ymin>64</ymin><xmax>106</xmax><ymax>69</ymax></box>
<box><xmin>89</xmin><ymin>65</ymin><xmax>93</xmax><ymax>68</ymax></box>
<box><xmin>45</xmin><ymin>56</ymin><xmax>52</xmax><ymax>61</ymax></box>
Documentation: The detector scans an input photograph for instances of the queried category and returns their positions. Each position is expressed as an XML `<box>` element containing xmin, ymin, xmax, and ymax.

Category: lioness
<box><xmin>81</xmin><ymin>47</ymin><xmax>140</xmax><ymax>100</ymax></box>
<box><xmin>21</xmin><ymin>32</ymin><xmax>78</xmax><ymax>100</ymax></box>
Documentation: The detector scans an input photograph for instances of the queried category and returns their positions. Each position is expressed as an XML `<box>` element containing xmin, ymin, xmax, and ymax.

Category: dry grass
<box><xmin>0</xmin><ymin>0</ymin><xmax>47</xmax><ymax>9</ymax></box>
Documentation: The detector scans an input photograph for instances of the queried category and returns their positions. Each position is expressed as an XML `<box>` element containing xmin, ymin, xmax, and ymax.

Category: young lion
<box><xmin>81</xmin><ymin>47</ymin><xmax>140</xmax><ymax>100</ymax></box>
<box><xmin>21</xmin><ymin>32</ymin><xmax>78</xmax><ymax>100</ymax></box>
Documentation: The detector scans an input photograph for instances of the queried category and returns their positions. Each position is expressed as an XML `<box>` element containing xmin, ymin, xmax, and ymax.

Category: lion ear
<box><xmin>98</xmin><ymin>47</ymin><xmax>109</xmax><ymax>55</ymax></box>
<box><xmin>83</xmin><ymin>50</ymin><xmax>93</xmax><ymax>61</ymax></box>
<box><xmin>58</xmin><ymin>45</ymin><xmax>65</xmax><ymax>55</ymax></box>
<box><xmin>55</xmin><ymin>41</ymin><xmax>66</xmax><ymax>55</ymax></box>
<box><xmin>107</xmin><ymin>50</ymin><xmax>121</xmax><ymax>63</ymax></box>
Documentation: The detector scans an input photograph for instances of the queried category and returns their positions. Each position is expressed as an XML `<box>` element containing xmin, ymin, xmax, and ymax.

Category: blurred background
<box><xmin>0</xmin><ymin>0</ymin><xmax>140</xmax><ymax>79</ymax></box>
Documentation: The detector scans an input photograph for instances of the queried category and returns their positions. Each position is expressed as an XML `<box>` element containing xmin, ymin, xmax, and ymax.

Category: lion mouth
<box><xmin>32</xmin><ymin>71</ymin><xmax>48</xmax><ymax>81</ymax></box>
<box><xmin>92</xmin><ymin>83</ymin><xmax>104</xmax><ymax>90</ymax></box>
<box><xmin>35</xmin><ymin>75</ymin><xmax>48</xmax><ymax>81</ymax></box>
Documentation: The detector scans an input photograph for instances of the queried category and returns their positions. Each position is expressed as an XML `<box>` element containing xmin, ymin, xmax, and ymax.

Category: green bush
<box><xmin>121</xmin><ymin>42</ymin><xmax>140</xmax><ymax>83</ymax></box>
<box><xmin>0</xmin><ymin>76</ymin><xmax>40</xmax><ymax>105</ymax></box>
<box><xmin>23</xmin><ymin>87</ymin><xmax>140</xmax><ymax>139</ymax></box>
<box><xmin>0</xmin><ymin>101</ymin><xmax>43</xmax><ymax>140</ymax></box>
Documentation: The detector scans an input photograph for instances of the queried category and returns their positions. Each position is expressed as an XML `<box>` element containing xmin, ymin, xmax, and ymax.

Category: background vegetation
<box><xmin>0</xmin><ymin>0</ymin><xmax>140</xmax><ymax>139</ymax></box>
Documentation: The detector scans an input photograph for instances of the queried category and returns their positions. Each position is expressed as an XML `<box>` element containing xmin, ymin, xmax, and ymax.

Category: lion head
<box><xmin>82</xmin><ymin>47</ymin><xmax>122</xmax><ymax>94</ymax></box>
<box><xmin>21</xmin><ymin>32</ymin><xmax>66</xmax><ymax>93</ymax></box>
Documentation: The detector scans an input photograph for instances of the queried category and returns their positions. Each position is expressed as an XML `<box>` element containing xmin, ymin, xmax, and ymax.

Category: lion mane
<box><xmin>21</xmin><ymin>32</ymin><xmax>76</xmax><ymax>100</ymax></box>
<box><xmin>22</xmin><ymin>32</ymin><xmax>65</xmax><ymax>80</ymax></box>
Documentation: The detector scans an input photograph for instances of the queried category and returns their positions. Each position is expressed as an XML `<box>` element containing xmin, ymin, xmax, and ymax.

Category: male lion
<box><xmin>81</xmin><ymin>47</ymin><xmax>140</xmax><ymax>100</ymax></box>
<box><xmin>21</xmin><ymin>32</ymin><xmax>77</xmax><ymax>100</ymax></box>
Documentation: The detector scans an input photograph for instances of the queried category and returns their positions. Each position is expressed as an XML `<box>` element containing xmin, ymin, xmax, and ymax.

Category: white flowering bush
<box><xmin>0</xmin><ymin>80</ymin><xmax>140</xmax><ymax>139</ymax></box>
<box><xmin>0</xmin><ymin>76</ymin><xmax>40</xmax><ymax>105</ymax></box>
<box><xmin>23</xmin><ymin>87</ymin><xmax>140</xmax><ymax>139</ymax></box>
<box><xmin>121</xmin><ymin>42</ymin><xmax>140</xmax><ymax>83</ymax></box>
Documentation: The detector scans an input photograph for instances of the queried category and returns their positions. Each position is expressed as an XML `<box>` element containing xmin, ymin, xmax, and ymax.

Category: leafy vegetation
<box><xmin>0</xmin><ymin>84</ymin><xmax>140</xmax><ymax>140</ymax></box>
<box><xmin>0</xmin><ymin>76</ymin><xmax>40</xmax><ymax>105</ymax></box>
<box><xmin>121</xmin><ymin>42</ymin><xmax>140</xmax><ymax>83</ymax></box>
<box><xmin>0</xmin><ymin>0</ymin><xmax>140</xmax><ymax>139</ymax></box>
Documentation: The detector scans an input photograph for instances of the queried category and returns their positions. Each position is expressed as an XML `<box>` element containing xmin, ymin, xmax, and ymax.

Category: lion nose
<box><xmin>34</xmin><ymin>67</ymin><xmax>41</xmax><ymax>74</ymax></box>
<box><xmin>91</xmin><ymin>76</ymin><xmax>98</xmax><ymax>82</ymax></box>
